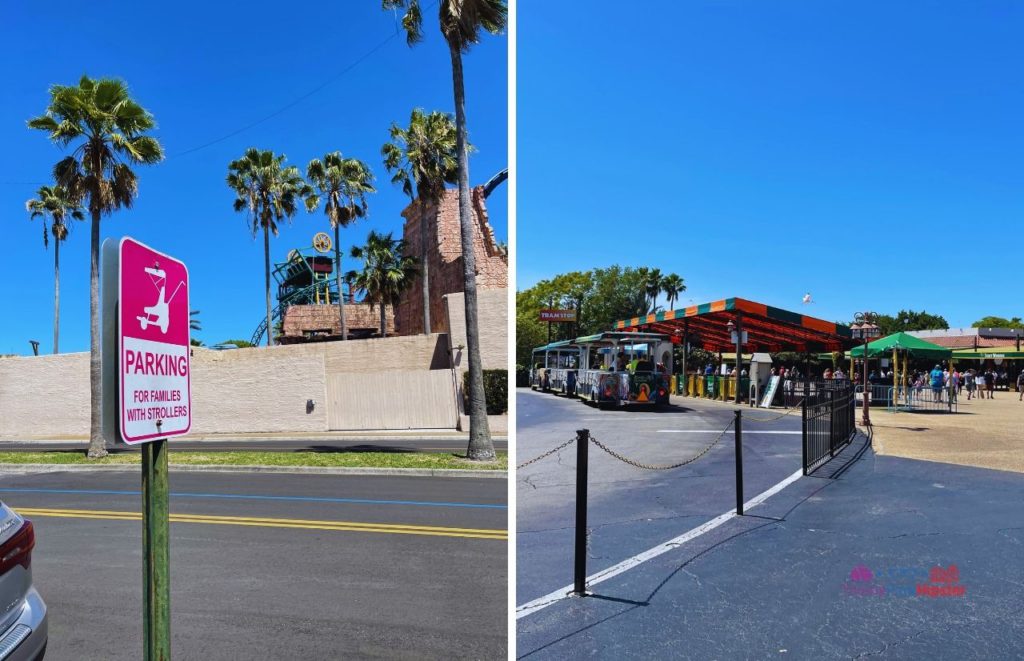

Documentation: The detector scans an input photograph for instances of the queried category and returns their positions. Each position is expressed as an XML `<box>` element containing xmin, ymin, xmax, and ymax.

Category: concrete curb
<box><xmin>0</xmin><ymin>463</ymin><xmax>507</xmax><ymax>479</ymax></box>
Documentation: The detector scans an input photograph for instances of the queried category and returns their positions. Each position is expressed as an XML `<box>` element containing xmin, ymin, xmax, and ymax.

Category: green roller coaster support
<box><xmin>251</xmin><ymin>244</ymin><xmax>359</xmax><ymax>346</ymax></box>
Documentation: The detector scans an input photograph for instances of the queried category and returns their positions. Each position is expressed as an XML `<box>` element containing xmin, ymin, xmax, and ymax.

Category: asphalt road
<box><xmin>0</xmin><ymin>469</ymin><xmax>507</xmax><ymax>660</ymax></box>
<box><xmin>516</xmin><ymin>388</ymin><xmax>804</xmax><ymax>607</ymax></box>
<box><xmin>0</xmin><ymin>437</ymin><xmax>508</xmax><ymax>454</ymax></box>
<box><xmin>516</xmin><ymin>388</ymin><xmax>1024</xmax><ymax>659</ymax></box>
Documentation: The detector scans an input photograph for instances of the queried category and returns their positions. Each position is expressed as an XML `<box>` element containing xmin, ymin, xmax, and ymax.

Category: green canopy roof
<box><xmin>952</xmin><ymin>346</ymin><xmax>1024</xmax><ymax>360</ymax></box>
<box><xmin>849</xmin><ymin>332</ymin><xmax>951</xmax><ymax>359</ymax></box>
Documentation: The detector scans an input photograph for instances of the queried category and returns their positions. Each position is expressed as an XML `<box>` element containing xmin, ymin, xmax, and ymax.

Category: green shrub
<box><xmin>515</xmin><ymin>364</ymin><xmax>530</xmax><ymax>387</ymax></box>
<box><xmin>464</xmin><ymin>369</ymin><xmax>509</xmax><ymax>415</ymax></box>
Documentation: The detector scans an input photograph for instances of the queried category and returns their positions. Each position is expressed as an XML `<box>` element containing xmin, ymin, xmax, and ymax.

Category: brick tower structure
<box><xmin>395</xmin><ymin>185</ymin><xmax>507</xmax><ymax>336</ymax></box>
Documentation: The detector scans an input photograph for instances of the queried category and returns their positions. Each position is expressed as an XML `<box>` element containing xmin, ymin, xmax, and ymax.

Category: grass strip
<box><xmin>0</xmin><ymin>451</ymin><xmax>507</xmax><ymax>470</ymax></box>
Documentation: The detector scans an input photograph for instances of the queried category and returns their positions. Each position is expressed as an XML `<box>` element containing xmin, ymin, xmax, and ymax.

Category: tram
<box><xmin>573</xmin><ymin>332</ymin><xmax>674</xmax><ymax>407</ymax></box>
<box><xmin>530</xmin><ymin>340</ymin><xmax>582</xmax><ymax>395</ymax></box>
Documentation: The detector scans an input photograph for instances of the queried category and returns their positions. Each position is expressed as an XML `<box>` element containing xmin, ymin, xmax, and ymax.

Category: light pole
<box><xmin>853</xmin><ymin>312</ymin><xmax>880</xmax><ymax>426</ymax></box>
<box><xmin>727</xmin><ymin>317</ymin><xmax>745</xmax><ymax>404</ymax></box>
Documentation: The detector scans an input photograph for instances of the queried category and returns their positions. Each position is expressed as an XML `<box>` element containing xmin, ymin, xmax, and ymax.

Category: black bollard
<box><xmin>573</xmin><ymin>428</ymin><xmax>590</xmax><ymax>596</ymax></box>
<box><xmin>573</xmin><ymin>427</ymin><xmax>589</xmax><ymax>597</ymax></box>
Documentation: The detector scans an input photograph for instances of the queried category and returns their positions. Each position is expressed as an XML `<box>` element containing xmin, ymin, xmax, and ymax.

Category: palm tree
<box><xmin>384</xmin><ymin>0</ymin><xmax>507</xmax><ymax>461</ymax></box>
<box><xmin>345</xmin><ymin>231</ymin><xmax>418</xmax><ymax>337</ymax></box>
<box><xmin>382</xmin><ymin>109</ymin><xmax>459</xmax><ymax>336</ymax></box>
<box><xmin>661</xmin><ymin>273</ymin><xmax>686</xmax><ymax>311</ymax></box>
<box><xmin>306</xmin><ymin>153</ymin><xmax>376</xmax><ymax>341</ymax></box>
<box><xmin>28</xmin><ymin>76</ymin><xmax>164</xmax><ymax>458</ymax></box>
<box><xmin>26</xmin><ymin>185</ymin><xmax>84</xmax><ymax>355</ymax></box>
<box><xmin>226</xmin><ymin>148</ymin><xmax>316</xmax><ymax>347</ymax></box>
<box><xmin>644</xmin><ymin>268</ymin><xmax>663</xmax><ymax>313</ymax></box>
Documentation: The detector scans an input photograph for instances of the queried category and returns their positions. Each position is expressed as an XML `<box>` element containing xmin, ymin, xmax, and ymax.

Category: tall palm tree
<box><xmin>384</xmin><ymin>0</ymin><xmax>507</xmax><ymax>461</ymax></box>
<box><xmin>226</xmin><ymin>148</ymin><xmax>316</xmax><ymax>347</ymax></box>
<box><xmin>345</xmin><ymin>231</ymin><xmax>418</xmax><ymax>338</ymax></box>
<box><xmin>661</xmin><ymin>273</ymin><xmax>686</xmax><ymax>311</ymax></box>
<box><xmin>26</xmin><ymin>184</ymin><xmax>84</xmax><ymax>355</ymax></box>
<box><xmin>382</xmin><ymin>109</ymin><xmax>459</xmax><ymax>336</ymax></box>
<box><xmin>306</xmin><ymin>153</ymin><xmax>375</xmax><ymax>341</ymax></box>
<box><xmin>28</xmin><ymin>76</ymin><xmax>164</xmax><ymax>458</ymax></box>
<box><xmin>644</xmin><ymin>268</ymin><xmax>664</xmax><ymax>313</ymax></box>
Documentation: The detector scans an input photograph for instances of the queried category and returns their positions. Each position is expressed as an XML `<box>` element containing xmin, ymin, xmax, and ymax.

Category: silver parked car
<box><xmin>0</xmin><ymin>502</ymin><xmax>46</xmax><ymax>660</ymax></box>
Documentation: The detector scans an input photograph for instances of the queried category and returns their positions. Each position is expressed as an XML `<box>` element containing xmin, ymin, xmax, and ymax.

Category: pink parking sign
<box><xmin>119</xmin><ymin>238</ymin><xmax>191</xmax><ymax>444</ymax></box>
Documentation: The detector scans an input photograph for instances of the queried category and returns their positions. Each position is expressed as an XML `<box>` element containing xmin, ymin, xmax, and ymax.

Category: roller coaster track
<box><xmin>250</xmin><ymin>281</ymin><xmax>333</xmax><ymax>346</ymax></box>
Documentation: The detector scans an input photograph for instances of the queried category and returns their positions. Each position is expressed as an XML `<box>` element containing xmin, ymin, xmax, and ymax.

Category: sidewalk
<box><xmin>868</xmin><ymin>395</ymin><xmax>1024</xmax><ymax>473</ymax></box>
<box><xmin>0</xmin><ymin>418</ymin><xmax>508</xmax><ymax>445</ymax></box>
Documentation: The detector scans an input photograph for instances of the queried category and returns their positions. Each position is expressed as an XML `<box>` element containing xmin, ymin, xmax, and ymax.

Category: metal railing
<box><xmin>891</xmin><ymin>383</ymin><xmax>957</xmax><ymax>413</ymax></box>
<box><xmin>854</xmin><ymin>382</ymin><xmax>957</xmax><ymax>413</ymax></box>
<box><xmin>802</xmin><ymin>380</ymin><xmax>856</xmax><ymax>474</ymax></box>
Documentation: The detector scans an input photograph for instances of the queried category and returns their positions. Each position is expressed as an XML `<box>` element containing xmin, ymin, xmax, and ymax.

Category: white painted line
<box><xmin>656</xmin><ymin>429</ymin><xmax>800</xmax><ymax>434</ymax></box>
<box><xmin>515</xmin><ymin>467</ymin><xmax>804</xmax><ymax>619</ymax></box>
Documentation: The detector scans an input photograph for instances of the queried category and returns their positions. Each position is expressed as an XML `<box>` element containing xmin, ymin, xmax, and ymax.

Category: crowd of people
<box><xmin>852</xmin><ymin>365</ymin><xmax>1024</xmax><ymax>402</ymax></box>
<box><xmin>760</xmin><ymin>362</ymin><xmax>1024</xmax><ymax>404</ymax></box>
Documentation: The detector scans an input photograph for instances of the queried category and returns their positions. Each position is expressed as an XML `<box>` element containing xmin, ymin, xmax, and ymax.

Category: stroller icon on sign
<box><xmin>137</xmin><ymin>263</ymin><xmax>184</xmax><ymax>334</ymax></box>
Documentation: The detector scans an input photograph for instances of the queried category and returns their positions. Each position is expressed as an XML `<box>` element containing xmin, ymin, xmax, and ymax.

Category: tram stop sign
<box><xmin>118</xmin><ymin>238</ymin><xmax>191</xmax><ymax>444</ymax></box>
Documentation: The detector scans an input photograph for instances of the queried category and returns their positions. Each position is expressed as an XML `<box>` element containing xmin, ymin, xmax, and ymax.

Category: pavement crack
<box><xmin>851</xmin><ymin>629</ymin><xmax>927</xmax><ymax>659</ymax></box>
<box><xmin>885</xmin><ymin>531</ymin><xmax>946</xmax><ymax>540</ymax></box>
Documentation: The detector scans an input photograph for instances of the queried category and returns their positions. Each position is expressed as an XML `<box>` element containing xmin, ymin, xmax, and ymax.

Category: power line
<box><xmin>168</xmin><ymin>3</ymin><xmax>431</xmax><ymax>159</ymax></box>
<box><xmin>5</xmin><ymin>3</ymin><xmax>434</xmax><ymax>178</ymax></box>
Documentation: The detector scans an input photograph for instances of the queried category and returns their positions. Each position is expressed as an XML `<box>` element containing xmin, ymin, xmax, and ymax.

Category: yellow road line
<box><xmin>16</xmin><ymin>507</ymin><xmax>507</xmax><ymax>541</ymax></box>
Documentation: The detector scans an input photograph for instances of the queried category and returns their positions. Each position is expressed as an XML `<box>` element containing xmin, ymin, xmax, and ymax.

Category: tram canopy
<box><xmin>613</xmin><ymin>297</ymin><xmax>852</xmax><ymax>353</ymax></box>
<box><xmin>849</xmin><ymin>332</ymin><xmax>951</xmax><ymax>359</ymax></box>
<box><xmin>573</xmin><ymin>331</ymin><xmax>670</xmax><ymax>346</ymax></box>
<box><xmin>533</xmin><ymin>339</ymin><xmax>575</xmax><ymax>352</ymax></box>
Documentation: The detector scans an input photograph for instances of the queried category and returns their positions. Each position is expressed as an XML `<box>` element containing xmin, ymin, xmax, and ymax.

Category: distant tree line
<box><xmin>516</xmin><ymin>266</ymin><xmax>684</xmax><ymax>367</ymax></box>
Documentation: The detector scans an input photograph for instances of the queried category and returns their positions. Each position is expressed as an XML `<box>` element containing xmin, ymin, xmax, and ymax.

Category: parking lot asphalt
<box><xmin>516</xmin><ymin>389</ymin><xmax>1024</xmax><ymax>659</ymax></box>
<box><xmin>516</xmin><ymin>388</ymin><xmax>805</xmax><ymax>608</ymax></box>
<box><xmin>0</xmin><ymin>469</ymin><xmax>507</xmax><ymax>660</ymax></box>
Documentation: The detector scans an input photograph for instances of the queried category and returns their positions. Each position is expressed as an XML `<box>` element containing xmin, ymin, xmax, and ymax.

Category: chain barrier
<box><xmin>516</xmin><ymin>437</ymin><xmax>577</xmax><ymax>470</ymax></box>
<box><xmin>743</xmin><ymin>399</ymin><xmax>805</xmax><ymax>423</ymax></box>
<box><xmin>586</xmin><ymin>421</ymin><xmax>733</xmax><ymax>471</ymax></box>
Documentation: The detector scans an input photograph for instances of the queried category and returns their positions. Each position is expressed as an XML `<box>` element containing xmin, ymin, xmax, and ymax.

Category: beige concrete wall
<box><xmin>189</xmin><ymin>346</ymin><xmax>327</xmax><ymax>435</ymax></box>
<box><xmin>0</xmin><ymin>353</ymin><xmax>90</xmax><ymax>439</ymax></box>
<box><xmin>0</xmin><ymin>333</ymin><xmax>454</xmax><ymax>439</ymax></box>
<box><xmin>444</xmin><ymin>289</ymin><xmax>509</xmax><ymax>372</ymax></box>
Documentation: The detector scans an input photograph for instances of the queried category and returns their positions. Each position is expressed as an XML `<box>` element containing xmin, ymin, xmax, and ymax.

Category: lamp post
<box><xmin>727</xmin><ymin>317</ymin><xmax>745</xmax><ymax>404</ymax></box>
<box><xmin>853</xmin><ymin>312</ymin><xmax>880</xmax><ymax>426</ymax></box>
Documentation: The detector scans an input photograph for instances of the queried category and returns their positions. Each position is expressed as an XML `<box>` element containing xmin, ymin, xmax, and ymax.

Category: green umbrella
<box><xmin>848</xmin><ymin>332</ymin><xmax>952</xmax><ymax>360</ymax></box>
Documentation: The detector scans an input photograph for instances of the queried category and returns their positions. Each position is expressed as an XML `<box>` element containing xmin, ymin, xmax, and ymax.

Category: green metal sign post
<box><xmin>104</xmin><ymin>237</ymin><xmax>191</xmax><ymax>661</ymax></box>
<box><xmin>141</xmin><ymin>438</ymin><xmax>171</xmax><ymax>661</ymax></box>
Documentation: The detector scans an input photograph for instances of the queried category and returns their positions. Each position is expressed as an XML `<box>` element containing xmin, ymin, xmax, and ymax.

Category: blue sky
<box><xmin>518</xmin><ymin>1</ymin><xmax>1023</xmax><ymax>328</ymax></box>
<box><xmin>0</xmin><ymin>0</ymin><xmax>506</xmax><ymax>355</ymax></box>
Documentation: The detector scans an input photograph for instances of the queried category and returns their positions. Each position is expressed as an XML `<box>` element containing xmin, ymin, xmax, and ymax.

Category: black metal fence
<box><xmin>802</xmin><ymin>380</ymin><xmax>856</xmax><ymax>474</ymax></box>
